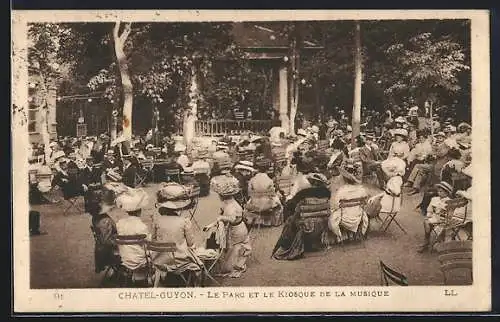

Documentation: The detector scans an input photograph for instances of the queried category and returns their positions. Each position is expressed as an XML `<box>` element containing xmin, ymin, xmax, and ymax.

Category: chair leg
<box><xmin>392</xmin><ymin>219</ymin><xmax>408</xmax><ymax>234</ymax></box>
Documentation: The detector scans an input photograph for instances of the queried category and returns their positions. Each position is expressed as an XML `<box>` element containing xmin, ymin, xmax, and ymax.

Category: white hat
<box><xmin>346</xmin><ymin>125</ymin><xmax>352</xmax><ymax>132</ymax></box>
<box><xmin>156</xmin><ymin>182</ymin><xmax>192</xmax><ymax>210</ymax></box>
<box><xmin>434</xmin><ymin>131</ymin><xmax>446</xmax><ymax>138</ymax></box>
<box><xmin>115</xmin><ymin>188</ymin><xmax>149</xmax><ymax>213</ymax></box>
<box><xmin>435</xmin><ymin>181</ymin><xmax>454</xmax><ymax>195</ymax></box>
<box><xmin>297</xmin><ymin>129</ymin><xmax>308</xmax><ymax>137</ymax></box>
<box><xmin>182</xmin><ymin>166</ymin><xmax>194</xmax><ymax>175</ymax></box>
<box><xmin>393</xmin><ymin>128</ymin><xmax>408</xmax><ymax>137</ymax></box>
<box><xmin>395</xmin><ymin>116</ymin><xmax>406</xmax><ymax>123</ymax></box>
<box><xmin>52</xmin><ymin>150</ymin><xmax>65</xmax><ymax>161</ymax></box>
<box><xmin>311</xmin><ymin>125</ymin><xmax>320</xmax><ymax>133</ymax></box>
<box><xmin>107</xmin><ymin>149</ymin><xmax>115</xmax><ymax>155</ymax></box>
<box><xmin>457</xmin><ymin>122</ymin><xmax>471</xmax><ymax>131</ymax></box>
<box><xmin>381</xmin><ymin>157</ymin><xmax>406</xmax><ymax>177</ymax></box>
<box><xmin>211</xmin><ymin>175</ymin><xmax>241</xmax><ymax>197</ymax></box>
<box><xmin>49</xmin><ymin>142</ymin><xmax>58</xmax><ymax>148</ymax></box>
<box><xmin>234</xmin><ymin>160</ymin><xmax>256</xmax><ymax>173</ymax></box>
<box><xmin>146</xmin><ymin>144</ymin><xmax>154</xmax><ymax>150</ymax></box>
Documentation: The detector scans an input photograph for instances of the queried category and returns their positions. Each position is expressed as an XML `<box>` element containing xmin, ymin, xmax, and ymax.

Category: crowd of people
<box><xmin>27</xmin><ymin>105</ymin><xmax>473</xmax><ymax>286</ymax></box>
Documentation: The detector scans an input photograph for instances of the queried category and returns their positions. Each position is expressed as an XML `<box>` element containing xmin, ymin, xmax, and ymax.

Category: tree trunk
<box><xmin>288</xmin><ymin>23</ymin><xmax>301</xmax><ymax>135</ymax></box>
<box><xmin>183</xmin><ymin>65</ymin><xmax>199</xmax><ymax>148</ymax></box>
<box><xmin>352</xmin><ymin>21</ymin><xmax>362</xmax><ymax>146</ymax></box>
<box><xmin>37</xmin><ymin>74</ymin><xmax>52</xmax><ymax>163</ymax></box>
<box><xmin>113</xmin><ymin>22</ymin><xmax>133</xmax><ymax>141</ymax></box>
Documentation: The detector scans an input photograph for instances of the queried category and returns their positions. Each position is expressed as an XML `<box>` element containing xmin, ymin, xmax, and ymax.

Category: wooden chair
<box><xmin>297</xmin><ymin>197</ymin><xmax>331</xmax><ymax>252</ymax></box>
<box><xmin>380</xmin><ymin>261</ymin><xmax>409</xmax><ymax>286</ymax></box>
<box><xmin>136</xmin><ymin>158</ymin><xmax>154</xmax><ymax>186</ymax></box>
<box><xmin>183</xmin><ymin>185</ymin><xmax>202</xmax><ymax>231</ymax></box>
<box><xmin>435</xmin><ymin>240</ymin><xmax>473</xmax><ymax>285</ymax></box>
<box><xmin>339</xmin><ymin>196</ymin><xmax>368</xmax><ymax>247</ymax></box>
<box><xmin>430</xmin><ymin>198</ymin><xmax>470</xmax><ymax>250</ymax></box>
<box><xmin>115</xmin><ymin>234</ymin><xmax>150</xmax><ymax>287</ymax></box>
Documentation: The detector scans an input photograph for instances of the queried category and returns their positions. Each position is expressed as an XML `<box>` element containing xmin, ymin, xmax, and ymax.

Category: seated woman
<box><xmin>210</xmin><ymin>176</ymin><xmax>252</xmax><ymax>277</ymax></box>
<box><xmin>150</xmin><ymin>182</ymin><xmax>203</xmax><ymax>286</ymax></box>
<box><xmin>440</xmin><ymin>148</ymin><xmax>465</xmax><ymax>186</ymax></box>
<box><xmin>272</xmin><ymin>173</ymin><xmax>331</xmax><ymax>260</ymax></box>
<box><xmin>417</xmin><ymin>181</ymin><xmax>454</xmax><ymax>252</ymax></box>
<box><xmin>86</xmin><ymin>189</ymin><xmax>120</xmax><ymax>277</ymax></box>
<box><xmin>366</xmin><ymin>157</ymin><xmax>406</xmax><ymax>223</ymax></box>
<box><xmin>244</xmin><ymin>162</ymin><xmax>283</xmax><ymax>227</ymax></box>
<box><xmin>327</xmin><ymin>159</ymin><xmax>369</xmax><ymax>244</ymax></box>
<box><xmin>232</xmin><ymin>160</ymin><xmax>256</xmax><ymax>202</ymax></box>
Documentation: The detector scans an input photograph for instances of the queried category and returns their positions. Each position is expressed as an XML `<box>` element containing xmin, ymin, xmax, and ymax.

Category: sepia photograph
<box><xmin>11</xmin><ymin>10</ymin><xmax>490</xmax><ymax>313</ymax></box>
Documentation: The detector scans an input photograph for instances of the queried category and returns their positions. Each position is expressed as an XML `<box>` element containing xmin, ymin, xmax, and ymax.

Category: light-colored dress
<box><xmin>388</xmin><ymin>141</ymin><xmax>410</xmax><ymax>160</ymax></box>
<box><xmin>328</xmin><ymin>184</ymin><xmax>369</xmax><ymax>243</ymax></box>
<box><xmin>116</xmin><ymin>216</ymin><xmax>151</xmax><ymax>270</ymax></box>
<box><xmin>151</xmin><ymin>214</ymin><xmax>203</xmax><ymax>273</ymax></box>
<box><xmin>217</xmin><ymin>199</ymin><xmax>252</xmax><ymax>278</ymax></box>
<box><xmin>244</xmin><ymin>172</ymin><xmax>283</xmax><ymax>226</ymax></box>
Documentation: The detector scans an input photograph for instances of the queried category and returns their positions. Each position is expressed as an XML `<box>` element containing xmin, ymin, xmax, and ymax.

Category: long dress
<box><xmin>327</xmin><ymin>184</ymin><xmax>369</xmax><ymax>244</ymax></box>
<box><xmin>244</xmin><ymin>172</ymin><xmax>283</xmax><ymax>227</ymax></box>
<box><xmin>151</xmin><ymin>214</ymin><xmax>203</xmax><ymax>283</ymax></box>
<box><xmin>272</xmin><ymin>186</ymin><xmax>331</xmax><ymax>260</ymax></box>
<box><xmin>216</xmin><ymin>199</ymin><xmax>252</xmax><ymax>278</ymax></box>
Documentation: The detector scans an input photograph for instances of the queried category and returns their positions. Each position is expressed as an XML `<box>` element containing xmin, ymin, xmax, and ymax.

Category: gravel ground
<box><xmin>29</xmin><ymin>181</ymin><xmax>445</xmax><ymax>289</ymax></box>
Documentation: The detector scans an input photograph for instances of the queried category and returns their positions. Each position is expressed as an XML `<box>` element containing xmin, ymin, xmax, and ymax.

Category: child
<box><xmin>418</xmin><ymin>181</ymin><xmax>454</xmax><ymax>253</ymax></box>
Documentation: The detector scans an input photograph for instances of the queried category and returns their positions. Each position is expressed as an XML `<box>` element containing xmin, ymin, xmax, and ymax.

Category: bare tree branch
<box><xmin>121</xmin><ymin>22</ymin><xmax>132</xmax><ymax>42</ymax></box>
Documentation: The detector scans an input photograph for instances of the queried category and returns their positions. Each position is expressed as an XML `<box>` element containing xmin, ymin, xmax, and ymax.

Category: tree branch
<box><xmin>120</xmin><ymin>23</ymin><xmax>132</xmax><ymax>43</ymax></box>
<box><xmin>113</xmin><ymin>21</ymin><xmax>120</xmax><ymax>43</ymax></box>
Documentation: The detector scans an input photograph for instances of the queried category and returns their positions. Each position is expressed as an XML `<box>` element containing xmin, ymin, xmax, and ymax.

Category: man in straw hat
<box><xmin>417</xmin><ymin>181</ymin><xmax>454</xmax><ymax>253</ymax></box>
<box><xmin>115</xmin><ymin>189</ymin><xmax>151</xmax><ymax>274</ymax></box>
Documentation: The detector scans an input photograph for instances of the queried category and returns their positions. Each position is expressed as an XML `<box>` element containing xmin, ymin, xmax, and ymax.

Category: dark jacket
<box><xmin>91</xmin><ymin>214</ymin><xmax>119</xmax><ymax>273</ymax></box>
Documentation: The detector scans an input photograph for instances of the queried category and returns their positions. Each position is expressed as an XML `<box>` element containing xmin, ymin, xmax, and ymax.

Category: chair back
<box><xmin>140</xmin><ymin>159</ymin><xmax>154</xmax><ymax>169</ymax></box>
<box><xmin>185</xmin><ymin>185</ymin><xmax>201</xmax><ymax>199</ymax></box>
<box><xmin>146</xmin><ymin>241</ymin><xmax>177</xmax><ymax>253</ymax></box>
<box><xmin>339</xmin><ymin>196</ymin><xmax>367</xmax><ymax>209</ymax></box>
<box><xmin>115</xmin><ymin>234</ymin><xmax>148</xmax><ymax>246</ymax></box>
<box><xmin>298</xmin><ymin>197</ymin><xmax>331</xmax><ymax>219</ymax></box>
<box><xmin>445</xmin><ymin>198</ymin><xmax>469</xmax><ymax>226</ymax></box>
<box><xmin>276</xmin><ymin>175</ymin><xmax>293</xmax><ymax>197</ymax></box>
<box><xmin>29</xmin><ymin>169</ymin><xmax>38</xmax><ymax>184</ymax></box>
<box><xmin>435</xmin><ymin>240</ymin><xmax>473</xmax><ymax>285</ymax></box>
<box><xmin>380</xmin><ymin>261</ymin><xmax>409</xmax><ymax>286</ymax></box>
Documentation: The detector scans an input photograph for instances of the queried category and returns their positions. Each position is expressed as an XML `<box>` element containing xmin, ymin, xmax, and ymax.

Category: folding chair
<box><xmin>296</xmin><ymin>197</ymin><xmax>331</xmax><ymax>253</ymax></box>
<box><xmin>165</xmin><ymin>168</ymin><xmax>182</xmax><ymax>183</ymax></box>
<box><xmin>61</xmin><ymin>183</ymin><xmax>84</xmax><ymax>215</ymax></box>
<box><xmin>430</xmin><ymin>198</ymin><xmax>470</xmax><ymax>250</ymax></box>
<box><xmin>379</xmin><ymin>261</ymin><xmax>409</xmax><ymax>286</ymax></box>
<box><xmin>376</xmin><ymin>194</ymin><xmax>407</xmax><ymax>234</ymax></box>
<box><xmin>339</xmin><ymin>197</ymin><xmax>368</xmax><ymax>248</ymax></box>
<box><xmin>114</xmin><ymin>234</ymin><xmax>151</xmax><ymax>287</ymax></box>
<box><xmin>183</xmin><ymin>185</ymin><xmax>202</xmax><ymax>231</ymax></box>
<box><xmin>435</xmin><ymin>240</ymin><xmax>473</xmax><ymax>285</ymax></box>
<box><xmin>443</xmin><ymin>198</ymin><xmax>471</xmax><ymax>241</ymax></box>
<box><xmin>276</xmin><ymin>175</ymin><xmax>293</xmax><ymax>199</ymax></box>
<box><xmin>146</xmin><ymin>240</ymin><xmax>215</xmax><ymax>287</ymax></box>
<box><xmin>136</xmin><ymin>158</ymin><xmax>154</xmax><ymax>186</ymax></box>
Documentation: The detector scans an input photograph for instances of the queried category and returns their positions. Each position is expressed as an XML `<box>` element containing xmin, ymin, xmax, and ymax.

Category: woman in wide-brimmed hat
<box><xmin>208</xmin><ymin>176</ymin><xmax>252</xmax><ymax>278</ymax></box>
<box><xmin>149</xmin><ymin>182</ymin><xmax>203</xmax><ymax>286</ymax></box>
<box><xmin>244</xmin><ymin>161</ymin><xmax>283</xmax><ymax>227</ymax></box>
<box><xmin>388</xmin><ymin>128</ymin><xmax>410</xmax><ymax>161</ymax></box>
<box><xmin>86</xmin><ymin>189</ymin><xmax>120</xmax><ymax>275</ymax></box>
<box><xmin>327</xmin><ymin>159</ymin><xmax>369</xmax><ymax>244</ymax></box>
<box><xmin>417</xmin><ymin>181</ymin><xmax>454</xmax><ymax>252</ymax></box>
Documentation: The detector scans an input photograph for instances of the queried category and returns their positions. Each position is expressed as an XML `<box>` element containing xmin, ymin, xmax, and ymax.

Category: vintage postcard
<box><xmin>12</xmin><ymin>9</ymin><xmax>490</xmax><ymax>313</ymax></box>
